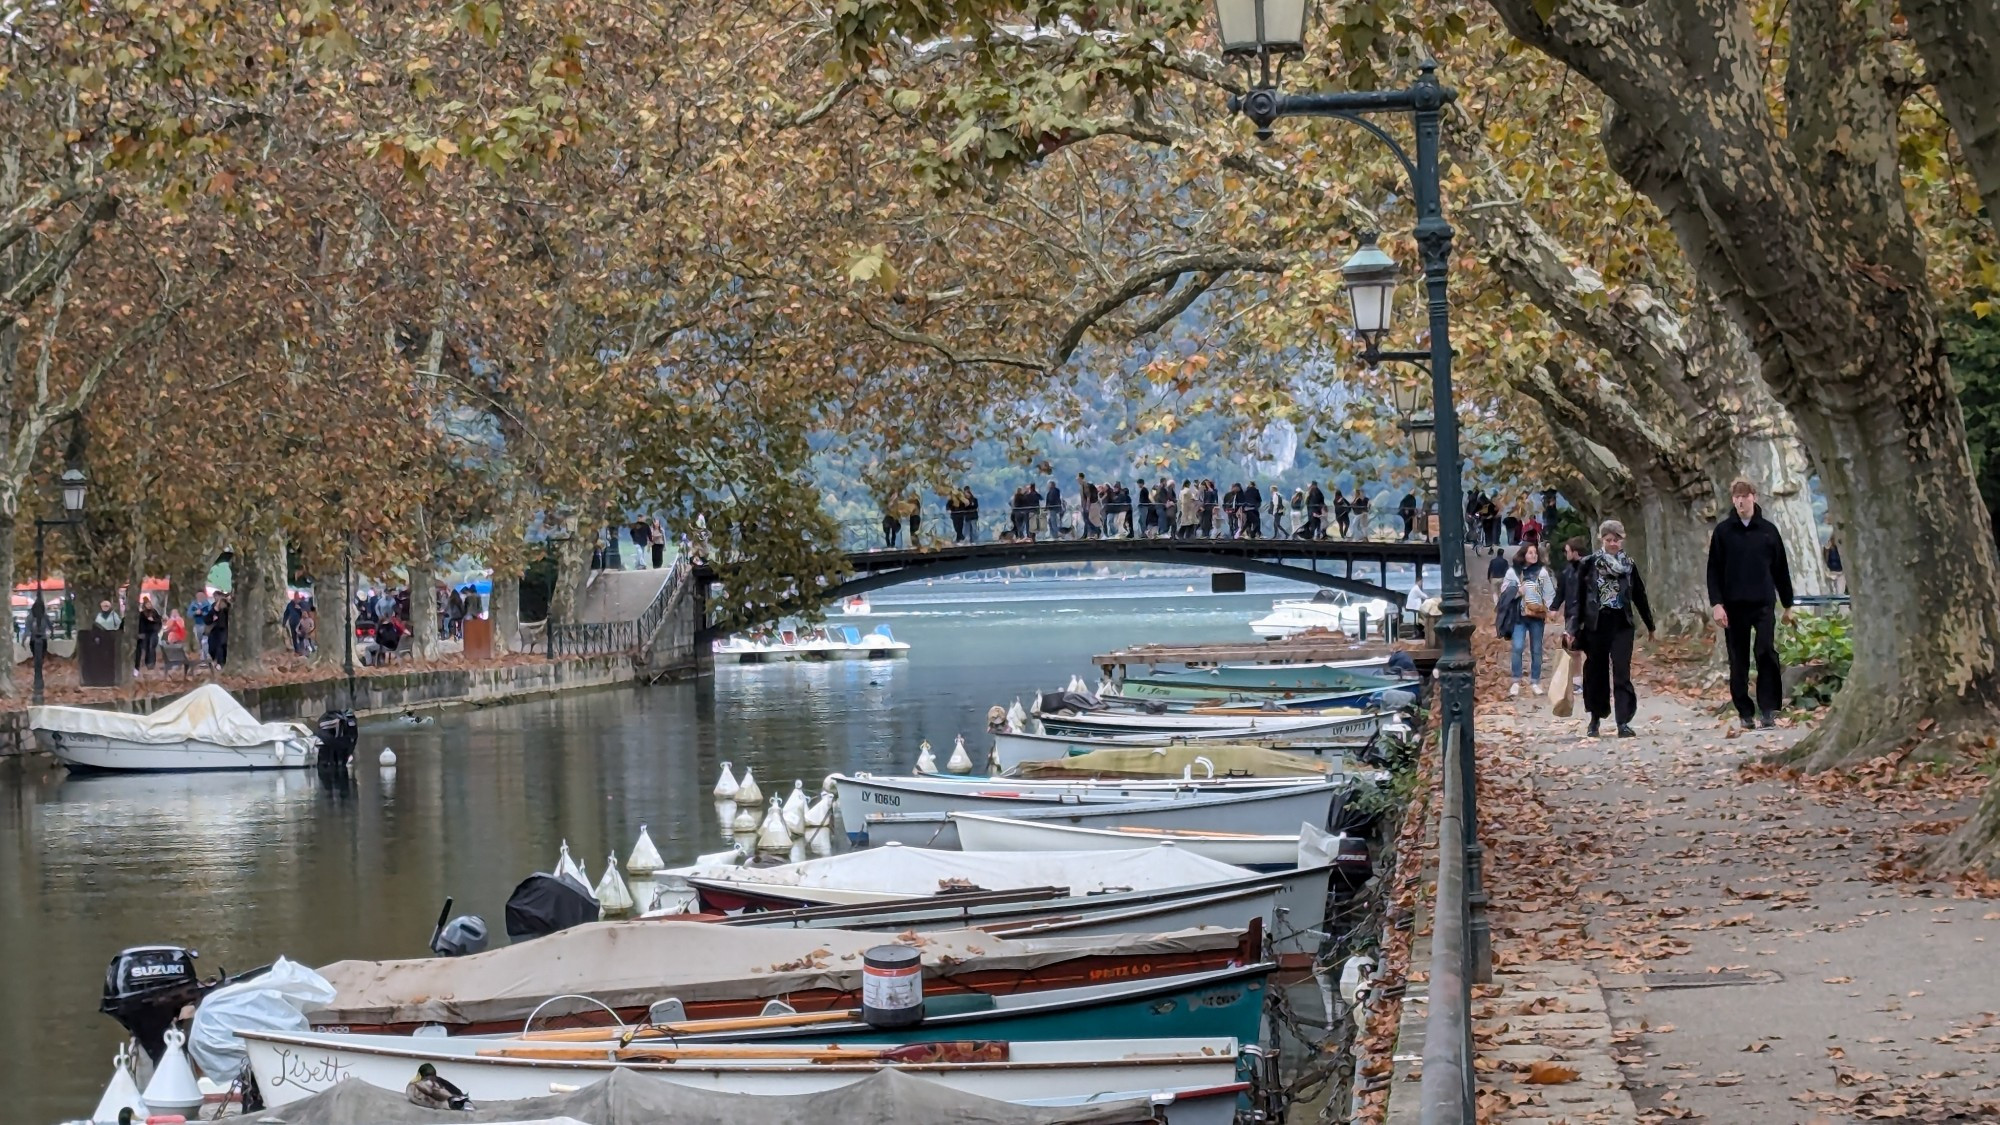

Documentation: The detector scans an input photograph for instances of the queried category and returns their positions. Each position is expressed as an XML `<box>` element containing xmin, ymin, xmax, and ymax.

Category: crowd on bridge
<box><xmin>877</xmin><ymin>476</ymin><xmax>1566</xmax><ymax>551</ymax></box>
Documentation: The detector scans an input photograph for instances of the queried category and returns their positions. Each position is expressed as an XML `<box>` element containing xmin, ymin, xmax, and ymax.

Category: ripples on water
<box><xmin>0</xmin><ymin>571</ymin><xmax>1366</xmax><ymax>1119</ymax></box>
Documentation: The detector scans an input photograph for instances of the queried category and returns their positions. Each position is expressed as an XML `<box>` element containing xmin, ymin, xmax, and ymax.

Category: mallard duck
<box><xmin>398</xmin><ymin>710</ymin><xmax>434</xmax><ymax>725</ymax></box>
<box><xmin>407</xmin><ymin>1062</ymin><xmax>471</xmax><ymax>1110</ymax></box>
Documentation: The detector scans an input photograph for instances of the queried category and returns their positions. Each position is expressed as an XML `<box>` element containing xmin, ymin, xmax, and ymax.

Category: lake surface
<box><xmin>0</xmin><ymin>572</ymin><xmax>1342</xmax><ymax>1120</ymax></box>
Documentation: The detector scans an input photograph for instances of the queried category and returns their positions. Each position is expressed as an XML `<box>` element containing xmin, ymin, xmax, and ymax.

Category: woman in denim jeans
<box><xmin>1503</xmin><ymin>543</ymin><xmax>1557</xmax><ymax>697</ymax></box>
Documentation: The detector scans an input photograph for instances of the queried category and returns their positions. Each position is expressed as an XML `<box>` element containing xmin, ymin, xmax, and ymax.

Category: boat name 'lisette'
<box><xmin>268</xmin><ymin>1048</ymin><xmax>353</xmax><ymax>1093</ymax></box>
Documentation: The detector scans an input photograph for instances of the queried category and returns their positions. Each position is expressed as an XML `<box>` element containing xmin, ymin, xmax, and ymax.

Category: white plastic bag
<box><xmin>187</xmin><ymin>957</ymin><xmax>336</xmax><ymax>1079</ymax></box>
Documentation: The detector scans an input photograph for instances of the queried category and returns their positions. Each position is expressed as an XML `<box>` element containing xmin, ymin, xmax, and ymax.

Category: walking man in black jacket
<box><xmin>1706</xmin><ymin>479</ymin><xmax>1795</xmax><ymax>729</ymax></box>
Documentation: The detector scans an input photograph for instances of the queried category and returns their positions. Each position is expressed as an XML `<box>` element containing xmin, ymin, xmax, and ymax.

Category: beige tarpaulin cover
<box><xmin>253</xmin><ymin>1069</ymin><xmax>1163</xmax><ymax>1125</ymax></box>
<box><xmin>28</xmin><ymin>683</ymin><xmax>306</xmax><ymax>747</ymax></box>
<box><xmin>309</xmin><ymin>920</ymin><xmax>1242</xmax><ymax>1028</ymax></box>
<box><xmin>1014</xmin><ymin>743</ymin><xmax>1333</xmax><ymax>780</ymax></box>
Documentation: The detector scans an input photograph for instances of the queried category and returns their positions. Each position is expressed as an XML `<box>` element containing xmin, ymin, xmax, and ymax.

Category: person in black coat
<box><xmin>1566</xmin><ymin>521</ymin><xmax>1655</xmax><ymax>738</ymax></box>
<box><xmin>1705</xmin><ymin>479</ymin><xmax>1796</xmax><ymax>729</ymax></box>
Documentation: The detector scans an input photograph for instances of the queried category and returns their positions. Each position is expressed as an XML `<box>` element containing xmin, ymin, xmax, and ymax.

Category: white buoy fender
<box><xmin>91</xmin><ymin>1042</ymin><xmax>145</xmax><ymax>1124</ymax></box>
<box><xmin>915</xmin><ymin>740</ymin><xmax>938</xmax><ymax>776</ymax></box>
<box><xmin>803</xmin><ymin>791</ymin><xmax>833</xmax><ymax>829</ymax></box>
<box><xmin>627</xmin><ymin>825</ymin><xmax>665</xmax><ymax>875</ymax></box>
<box><xmin>756</xmin><ymin>802</ymin><xmax>794</xmax><ymax>851</ymax></box>
<box><xmin>945</xmin><ymin>734</ymin><xmax>973</xmax><ymax>774</ymax></box>
<box><xmin>556</xmin><ymin>841</ymin><xmax>592</xmax><ymax>892</ymax></box>
<box><xmin>712</xmin><ymin>762</ymin><xmax>740</xmax><ymax>801</ymax></box>
<box><xmin>595</xmin><ymin>853</ymin><xmax>635</xmax><ymax>914</ymax></box>
<box><xmin>141</xmin><ymin>1028</ymin><xmax>204</xmax><ymax>1117</ymax></box>
<box><xmin>731</xmin><ymin>807</ymin><xmax>759</xmax><ymax>834</ymax></box>
<box><xmin>735</xmin><ymin>767</ymin><xmax>764</xmax><ymax>806</ymax></box>
<box><xmin>781</xmin><ymin>781</ymin><xmax>808</xmax><ymax>835</ymax></box>
<box><xmin>378</xmin><ymin>747</ymin><xmax>397</xmax><ymax>766</ymax></box>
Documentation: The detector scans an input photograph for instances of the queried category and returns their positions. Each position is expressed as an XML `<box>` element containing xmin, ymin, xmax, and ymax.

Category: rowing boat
<box><xmin>988</xmin><ymin>727</ymin><xmax>1380</xmax><ymax>773</ymax></box>
<box><xmin>952</xmin><ymin>814</ymin><xmax>1321</xmax><ymax>869</ymax></box>
<box><xmin>831</xmin><ymin>772</ymin><xmax>1311</xmax><ymax>844</ymax></box>
<box><xmin>239</xmin><ymin>1029</ymin><xmax>1248</xmax><ymax>1110</ymax></box>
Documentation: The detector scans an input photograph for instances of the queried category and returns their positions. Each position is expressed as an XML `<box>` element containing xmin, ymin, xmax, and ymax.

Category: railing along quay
<box><xmin>1421</xmin><ymin>719</ymin><xmax>1480</xmax><ymax>1124</ymax></box>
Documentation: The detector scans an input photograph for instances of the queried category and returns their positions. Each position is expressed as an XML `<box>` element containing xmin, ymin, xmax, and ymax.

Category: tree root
<box><xmin>1771</xmin><ymin>680</ymin><xmax>2000</xmax><ymax>773</ymax></box>
<box><xmin>1929</xmin><ymin>784</ymin><xmax>2000</xmax><ymax>878</ymax></box>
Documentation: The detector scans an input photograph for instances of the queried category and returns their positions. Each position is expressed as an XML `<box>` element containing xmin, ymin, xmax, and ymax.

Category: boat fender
<box><xmin>139</xmin><ymin>1029</ymin><xmax>202</xmax><ymax>1118</ymax></box>
<box><xmin>945</xmin><ymin>735</ymin><xmax>973</xmax><ymax>774</ymax></box>
<box><xmin>89</xmin><ymin>1042</ymin><xmax>144</xmax><ymax>1124</ymax></box>
<box><xmin>915</xmin><ymin>740</ymin><xmax>937</xmax><ymax>775</ymax></box>
<box><xmin>735</xmin><ymin>767</ymin><xmax>764</xmax><ymax>807</ymax></box>
<box><xmin>626</xmin><ymin>826</ymin><xmax>665</xmax><ymax>876</ymax></box>
<box><xmin>712</xmin><ymin>762</ymin><xmax>740</xmax><ymax>801</ymax></box>
<box><xmin>861</xmin><ymin>945</ymin><xmax>925</xmax><ymax>1030</ymax></box>
<box><xmin>378</xmin><ymin>748</ymin><xmax>397</xmax><ymax>766</ymax></box>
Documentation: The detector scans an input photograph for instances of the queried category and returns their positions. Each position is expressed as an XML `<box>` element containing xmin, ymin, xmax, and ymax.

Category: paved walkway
<box><xmin>1475</xmin><ymin>658</ymin><xmax>2000</xmax><ymax>1124</ymax></box>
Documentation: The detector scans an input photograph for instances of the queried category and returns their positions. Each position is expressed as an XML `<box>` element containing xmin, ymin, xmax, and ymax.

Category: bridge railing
<box><xmin>838</xmin><ymin>498</ymin><xmax>1443</xmax><ymax>554</ymax></box>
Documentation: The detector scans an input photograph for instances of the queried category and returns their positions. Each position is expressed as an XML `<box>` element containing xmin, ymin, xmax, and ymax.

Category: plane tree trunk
<box><xmin>1486</xmin><ymin>0</ymin><xmax>2000</xmax><ymax>873</ymax></box>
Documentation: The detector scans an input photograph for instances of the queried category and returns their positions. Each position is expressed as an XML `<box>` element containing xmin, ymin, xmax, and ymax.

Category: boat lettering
<box><xmin>1087</xmin><ymin>961</ymin><xmax>1155</xmax><ymax>981</ymax></box>
<box><xmin>128</xmin><ymin>964</ymin><xmax>183</xmax><ymax>979</ymax></box>
<box><xmin>269</xmin><ymin>1047</ymin><xmax>352</xmax><ymax>1091</ymax></box>
<box><xmin>869</xmin><ymin>792</ymin><xmax>901</xmax><ymax>806</ymax></box>
<box><xmin>1194</xmin><ymin>990</ymin><xmax>1243</xmax><ymax>1008</ymax></box>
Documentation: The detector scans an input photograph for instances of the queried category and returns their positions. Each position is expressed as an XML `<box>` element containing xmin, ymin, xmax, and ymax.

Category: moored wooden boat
<box><xmin>953</xmin><ymin>814</ymin><xmax>1317</xmax><ymax>869</ymax></box>
<box><xmin>1117</xmin><ymin>659</ymin><xmax>1402</xmax><ymax>700</ymax></box>
<box><xmin>1034</xmin><ymin>709</ymin><xmax>1378</xmax><ymax>739</ymax></box>
<box><xmin>989</xmin><ymin>727</ymin><xmax>1378</xmax><ymax>773</ymax></box>
<box><xmin>301</xmin><ymin>920</ymin><xmax>1260</xmax><ymax>1036</ymax></box>
<box><xmin>832</xmin><ymin>771</ymin><xmax>1316</xmax><ymax>844</ymax></box>
<box><xmin>239</xmin><ymin>1029</ymin><xmax>1248</xmax><ymax>1110</ymax></box>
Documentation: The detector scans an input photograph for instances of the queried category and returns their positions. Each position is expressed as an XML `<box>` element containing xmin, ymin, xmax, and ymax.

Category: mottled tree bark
<box><xmin>0</xmin><ymin>512</ymin><xmax>17</xmax><ymax>697</ymax></box>
<box><xmin>1900</xmin><ymin>0</ymin><xmax>2000</xmax><ymax>234</ymax></box>
<box><xmin>408</xmin><ymin>505</ymin><xmax>441</xmax><ymax>661</ymax></box>
<box><xmin>489</xmin><ymin>573</ymin><xmax>519</xmax><ymax>655</ymax></box>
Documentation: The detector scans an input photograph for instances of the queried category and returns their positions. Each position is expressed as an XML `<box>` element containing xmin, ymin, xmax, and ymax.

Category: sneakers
<box><xmin>1509</xmin><ymin>682</ymin><xmax>1521</xmax><ymax>698</ymax></box>
<box><xmin>1531</xmin><ymin>682</ymin><xmax>1545</xmax><ymax>696</ymax></box>
<box><xmin>1586</xmin><ymin>717</ymin><xmax>1601</xmax><ymax>738</ymax></box>
<box><xmin>1758</xmin><ymin>711</ymin><xmax>1777</xmax><ymax>729</ymax></box>
<box><xmin>1617</xmin><ymin>724</ymin><xmax>1637</xmax><ymax>738</ymax></box>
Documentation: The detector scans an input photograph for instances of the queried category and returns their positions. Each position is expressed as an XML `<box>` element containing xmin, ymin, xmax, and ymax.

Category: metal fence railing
<box><xmin>1422</xmin><ymin>720</ymin><xmax>1476</xmax><ymax>1124</ymax></box>
<box><xmin>547</xmin><ymin>557</ymin><xmax>692</xmax><ymax>659</ymax></box>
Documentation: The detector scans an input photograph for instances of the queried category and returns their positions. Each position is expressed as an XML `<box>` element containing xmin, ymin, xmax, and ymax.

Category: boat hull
<box><xmin>676</xmin><ymin>963</ymin><xmax>1271</xmax><ymax>1046</ymax></box>
<box><xmin>953</xmin><ymin>814</ymin><xmax>1307</xmax><ymax>869</ymax></box>
<box><xmin>989</xmin><ymin>729</ymin><xmax>1371</xmax><ymax>773</ymax></box>
<box><xmin>40</xmin><ymin>730</ymin><xmax>317</xmax><ymax>772</ymax></box>
<box><xmin>240</xmin><ymin>1030</ymin><xmax>1245</xmax><ymax>1110</ymax></box>
<box><xmin>722</xmin><ymin>876</ymin><xmax>1333</xmax><ymax>961</ymax></box>
<box><xmin>1035</xmin><ymin>711</ymin><xmax>1375</xmax><ymax>739</ymax></box>
<box><xmin>834</xmin><ymin>773</ymin><xmax>1312</xmax><ymax>845</ymax></box>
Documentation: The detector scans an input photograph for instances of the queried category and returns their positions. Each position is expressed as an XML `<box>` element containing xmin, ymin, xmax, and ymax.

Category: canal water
<box><xmin>0</xmin><ymin>571</ymin><xmax>1357</xmax><ymax>1120</ymax></box>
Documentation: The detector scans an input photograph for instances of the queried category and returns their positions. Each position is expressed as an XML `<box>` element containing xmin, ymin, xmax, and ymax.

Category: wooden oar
<box><xmin>476</xmin><ymin>1040</ymin><xmax>1009</xmax><ymax>1065</ymax></box>
<box><xmin>517</xmin><ymin>1009</ymin><xmax>855</xmax><ymax>1042</ymax></box>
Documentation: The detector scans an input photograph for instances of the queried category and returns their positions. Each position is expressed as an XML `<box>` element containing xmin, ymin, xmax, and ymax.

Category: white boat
<box><xmin>839</xmin><ymin>594</ymin><xmax>873</xmax><ymax>615</ymax></box>
<box><xmin>990</xmin><ymin>725</ymin><xmax>1382</xmax><ymax>772</ymax></box>
<box><xmin>1034</xmin><ymin>709</ymin><xmax>1370</xmax><ymax>739</ymax></box>
<box><xmin>672</xmin><ymin>843</ymin><xmax>1258</xmax><ymax>909</ymax></box>
<box><xmin>831</xmin><ymin>772</ymin><xmax>1317</xmax><ymax>842</ymax></box>
<box><xmin>1248</xmin><ymin>590</ymin><xmax>1395</xmax><ymax>639</ymax></box>
<box><xmin>238</xmin><ymin>1028</ymin><xmax>1245</xmax><ymax>1109</ymax></box>
<box><xmin>242</xmin><ymin>1062</ymin><xmax>1246</xmax><ymax>1125</ymax></box>
<box><xmin>953</xmin><ymin>814</ymin><xmax>1319</xmax><ymax>869</ymax></box>
<box><xmin>714</xmin><ymin>624</ymin><xmax>909</xmax><ymax>663</ymax></box>
<box><xmin>30</xmin><ymin>684</ymin><xmax>317</xmax><ymax>773</ymax></box>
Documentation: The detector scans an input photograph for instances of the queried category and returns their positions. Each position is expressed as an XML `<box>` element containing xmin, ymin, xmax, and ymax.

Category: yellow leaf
<box><xmin>1525</xmin><ymin>1061</ymin><xmax>1580</xmax><ymax>1085</ymax></box>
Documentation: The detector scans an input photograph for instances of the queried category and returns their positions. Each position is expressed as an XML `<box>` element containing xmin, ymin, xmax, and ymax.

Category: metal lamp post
<box><xmin>31</xmin><ymin>468</ymin><xmax>89</xmax><ymax>705</ymax></box>
<box><xmin>1209</xmin><ymin>5</ymin><xmax>1486</xmax><ymax>1115</ymax></box>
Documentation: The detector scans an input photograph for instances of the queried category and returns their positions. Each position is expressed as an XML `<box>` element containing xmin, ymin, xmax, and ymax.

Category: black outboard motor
<box><xmin>315</xmin><ymin>709</ymin><xmax>358</xmax><ymax>770</ymax></box>
<box><xmin>504</xmin><ymin>873</ymin><xmax>600</xmax><ymax>942</ymax></box>
<box><xmin>427</xmin><ymin>896</ymin><xmax>491</xmax><ymax>958</ymax></box>
<box><xmin>102</xmin><ymin>946</ymin><xmax>214</xmax><ymax>1064</ymax></box>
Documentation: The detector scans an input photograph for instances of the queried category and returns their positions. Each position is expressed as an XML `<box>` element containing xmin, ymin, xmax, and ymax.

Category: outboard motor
<box><xmin>315</xmin><ymin>709</ymin><xmax>358</xmax><ymax>770</ymax></box>
<box><xmin>101</xmin><ymin>946</ymin><xmax>213</xmax><ymax>1064</ymax></box>
<box><xmin>432</xmin><ymin>916</ymin><xmax>490</xmax><ymax>957</ymax></box>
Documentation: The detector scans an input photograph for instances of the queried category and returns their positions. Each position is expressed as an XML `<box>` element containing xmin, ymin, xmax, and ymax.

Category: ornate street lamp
<box><xmin>32</xmin><ymin>466</ymin><xmax>89</xmax><ymax>705</ymax></box>
<box><xmin>1384</xmin><ymin>367</ymin><xmax>1427</xmax><ymax>418</ymax></box>
<box><xmin>1342</xmin><ymin>236</ymin><xmax>1400</xmax><ymax>346</ymax></box>
<box><xmin>1208</xmin><ymin>5</ymin><xmax>1486</xmax><ymax>1106</ymax></box>
<box><xmin>1406</xmin><ymin>418</ymin><xmax>1438</xmax><ymax>465</ymax></box>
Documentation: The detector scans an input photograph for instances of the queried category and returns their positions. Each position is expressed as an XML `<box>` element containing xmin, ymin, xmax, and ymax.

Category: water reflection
<box><xmin>2</xmin><ymin>575</ymin><xmax>1319</xmax><ymax>1120</ymax></box>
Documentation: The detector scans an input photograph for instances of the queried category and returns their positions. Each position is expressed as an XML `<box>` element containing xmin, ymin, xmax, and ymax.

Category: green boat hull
<box><xmin>700</xmin><ymin>964</ymin><xmax>1271</xmax><ymax>1047</ymax></box>
<box><xmin>1122</xmin><ymin>671</ymin><xmax>1401</xmax><ymax>700</ymax></box>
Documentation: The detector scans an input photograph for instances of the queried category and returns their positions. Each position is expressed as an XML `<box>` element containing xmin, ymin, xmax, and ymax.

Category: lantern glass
<box><xmin>59</xmin><ymin>468</ymin><xmax>86</xmax><ymax>514</ymax></box>
<box><xmin>1341</xmin><ymin>237</ymin><xmax>1399</xmax><ymax>337</ymax></box>
<box><xmin>1213</xmin><ymin>0</ymin><xmax>1310</xmax><ymax>56</ymax></box>
<box><xmin>1410</xmin><ymin>424</ymin><xmax>1436</xmax><ymax>458</ymax></box>
<box><xmin>1389</xmin><ymin>376</ymin><xmax>1425</xmax><ymax>417</ymax></box>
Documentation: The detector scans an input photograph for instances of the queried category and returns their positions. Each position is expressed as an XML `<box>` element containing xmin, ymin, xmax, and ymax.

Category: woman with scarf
<box><xmin>1564</xmin><ymin>520</ymin><xmax>1656</xmax><ymax>737</ymax></box>
<box><xmin>1497</xmin><ymin>543</ymin><xmax>1557</xmax><ymax>698</ymax></box>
